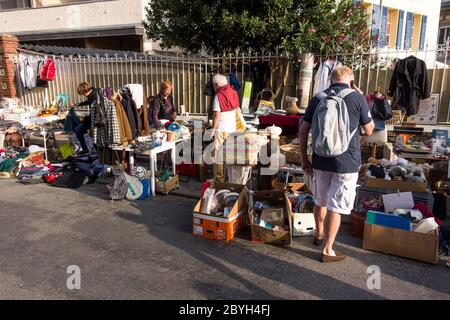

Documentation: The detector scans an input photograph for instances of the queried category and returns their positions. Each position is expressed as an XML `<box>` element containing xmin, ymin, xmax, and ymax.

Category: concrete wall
<box><xmin>0</xmin><ymin>0</ymin><xmax>148</xmax><ymax>33</ymax></box>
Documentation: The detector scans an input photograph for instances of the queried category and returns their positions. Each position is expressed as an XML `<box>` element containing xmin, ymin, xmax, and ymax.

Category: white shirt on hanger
<box><xmin>313</xmin><ymin>59</ymin><xmax>342</xmax><ymax>95</ymax></box>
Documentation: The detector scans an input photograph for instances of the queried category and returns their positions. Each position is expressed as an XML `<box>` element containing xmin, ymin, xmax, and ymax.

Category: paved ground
<box><xmin>0</xmin><ymin>178</ymin><xmax>449</xmax><ymax>300</ymax></box>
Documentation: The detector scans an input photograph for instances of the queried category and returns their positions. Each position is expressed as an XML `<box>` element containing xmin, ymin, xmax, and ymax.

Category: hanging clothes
<box><xmin>229</xmin><ymin>72</ymin><xmax>241</xmax><ymax>91</ymax></box>
<box><xmin>313</xmin><ymin>58</ymin><xmax>342</xmax><ymax>95</ymax></box>
<box><xmin>387</xmin><ymin>55</ymin><xmax>430</xmax><ymax>116</ymax></box>
<box><xmin>119</xmin><ymin>93</ymin><xmax>139</xmax><ymax>139</ymax></box>
<box><xmin>137</xmin><ymin>96</ymin><xmax>152</xmax><ymax>136</ymax></box>
<box><xmin>91</xmin><ymin>93</ymin><xmax>121</xmax><ymax>147</ymax></box>
<box><xmin>250</xmin><ymin>61</ymin><xmax>271</xmax><ymax>107</ymax></box>
<box><xmin>19</xmin><ymin>58</ymin><xmax>37</xmax><ymax>90</ymax></box>
<box><xmin>112</xmin><ymin>98</ymin><xmax>134</xmax><ymax>144</ymax></box>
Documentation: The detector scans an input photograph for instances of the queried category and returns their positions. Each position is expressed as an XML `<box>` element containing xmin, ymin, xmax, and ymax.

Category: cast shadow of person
<box><xmin>115</xmin><ymin>199</ymin><xmax>386</xmax><ymax>300</ymax></box>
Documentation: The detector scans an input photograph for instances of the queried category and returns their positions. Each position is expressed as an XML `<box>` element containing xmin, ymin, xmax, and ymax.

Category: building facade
<box><xmin>363</xmin><ymin>0</ymin><xmax>442</xmax><ymax>51</ymax></box>
<box><xmin>0</xmin><ymin>0</ymin><xmax>159</xmax><ymax>52</ymax></box>
<box><xmin>440</xmin><ymin>0</ymin><xmax>450</xmax><ymax>45</ymax></box>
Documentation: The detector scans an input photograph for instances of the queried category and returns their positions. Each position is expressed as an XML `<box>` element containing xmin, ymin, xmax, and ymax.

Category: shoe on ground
<box><xmin>320</xmin><ymin>252</ymin><xmax>346</xmax><ymax>263</ymax></box>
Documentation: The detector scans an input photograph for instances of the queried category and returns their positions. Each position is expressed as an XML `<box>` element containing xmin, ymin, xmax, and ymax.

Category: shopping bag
<box><xmin>235</xmin><ymin>108</ymin><xmax>247</xmax><ymax>132</ymax></box>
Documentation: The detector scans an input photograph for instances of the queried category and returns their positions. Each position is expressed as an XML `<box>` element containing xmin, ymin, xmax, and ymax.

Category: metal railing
<box><xmin>13</xmin><ymin>42</ymin><xmax>450</xmax><ymax>121</ymax></box>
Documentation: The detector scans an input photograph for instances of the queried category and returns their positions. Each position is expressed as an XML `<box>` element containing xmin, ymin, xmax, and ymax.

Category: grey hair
<box><xmin>212</xmin><ymin>74</ymin><xmax>228</xmax><ymax>87</ymax></box>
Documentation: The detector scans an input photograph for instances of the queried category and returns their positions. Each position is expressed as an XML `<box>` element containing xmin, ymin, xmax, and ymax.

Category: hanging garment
<box><xmin>250</xmin><ymin>61</ymin><xmax>271</xmax><ymax>107</ymax></box>
<box><xmin>19</xmin><ymin>58</ymin><xmax>37</xmax><ymax>90</ymax></box>
<box><xmin>112</xmin><ymin>98</ymin><xmax>134</xmax><ymax>144</ymax></box>
<box><xmin>120</xmin><ymin>88</ymin><xmax>140</xmax><ymax>135</ymax></box>
<box><xmin>313</xmin><ymin>59</ymin><xmax>342</xmax><ymax>95</ymax></box>
<box><xmin>387</xmin><ymin>55</ymin><xmax>430</xmax><ymax>116</ymax></box>
<box><xmin>137</xmin><ymin>96</ymin><xmax>152</xmax><ymax>136</ymax></box>
<box><xmin>119</xmin><ymin>94</ymin><xmax>139</xmax><ymax>138</ymax></box>
<box><xmin>64</xmin><ymin>108</ymin><xmax>81</xmax><ymax>132</ymax></box>
<box><xmin>104</xmin><ymin>87</ymin><xmax>113</xmax><ymax>100</ymax></box>
<box><xmin>229</xmin><ymin>72</ymin><xmax>241</xmax><ymax>91</ymax></box>
<box><xmin>125</xmin><ymin>84</ymin><xmax>144</xmax><ymax>109</ymax></box>
<box><xmin>91</xmin><ymin>96</ymin><xmax>121</xmax><ymax>147</ymax></box>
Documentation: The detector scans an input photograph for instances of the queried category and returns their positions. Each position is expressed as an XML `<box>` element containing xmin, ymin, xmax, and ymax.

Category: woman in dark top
<box><xmin>71</xmin><ymin>82</ymin><xmax>96</xmax><ymax>153</ymax></box>
<box><xmin>152</xmin><ymin>80</ymin><xmax>177</xmax><ymax>128</ymax></box>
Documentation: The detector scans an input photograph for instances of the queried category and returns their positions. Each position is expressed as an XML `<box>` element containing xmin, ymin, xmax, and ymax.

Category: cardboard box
<box><xmin>192</xmin><ymin>182</ymin><xmax>248</xmax><ymax>242</ymax></box>
<box><xmin>273</xmin><ymin>181</ymin><xmax>311</xmax><ymax>194</ymax></box>
<box><xmin>248</xmin><ymin>191</ymin><xmax>292</xmax><ymax>246</ymax></box>
<box><xmin>365</xmin><ymin>177</ymin><xmax>428</xmax><ymax>192</ymax></box>
<box><xmin>155</xmin><ymin>174</ymin><xmax>179</xmax><ymax>194</ymax></box>
<box><xmin>363</xmin><ymin>223</ymin><xmax>439</xmax><ymax>264</ymax></box>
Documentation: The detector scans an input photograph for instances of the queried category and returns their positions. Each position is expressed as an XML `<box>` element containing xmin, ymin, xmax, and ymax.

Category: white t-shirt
<box><xmin>213</xmin><ymin>96</ymin><xmax>237</xmax><ymax>133</ymax></box>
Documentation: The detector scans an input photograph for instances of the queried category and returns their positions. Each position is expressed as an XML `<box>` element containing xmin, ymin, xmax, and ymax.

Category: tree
<box><xmin>143</xmin><ymin>0</ymin><xmax>370</xmax><ymax>56</ymax></box>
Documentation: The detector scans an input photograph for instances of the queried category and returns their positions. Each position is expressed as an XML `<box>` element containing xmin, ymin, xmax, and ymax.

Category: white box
<box><xmin>293</xmin><ymin>213</ymin><xmax>316</xmax><ymax>236</ymax></box>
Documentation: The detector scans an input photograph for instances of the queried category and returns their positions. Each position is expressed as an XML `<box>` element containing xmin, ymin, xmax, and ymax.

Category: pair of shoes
<box><xmin>313</xmin><ymin>236</ymin><xmax>324</xmax><ymax>246</ymax></box>
<box><xmin>320</xmin><ymin>252</ymin><xmax>346</xmax><ymax>263</ymax></box>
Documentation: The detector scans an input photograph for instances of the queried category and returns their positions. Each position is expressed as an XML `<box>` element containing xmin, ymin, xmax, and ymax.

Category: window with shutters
<box><xmin>396</xmin><ymin>10</ymin><xmax>405</xmax><ymax>49</ymax></box>
<box><xmin>386</xmin><ymin>9</ymin><xmax>392</xmax><ymax>48</ymax></box>
<box><xmin>371</xmin><ymin>4</ymin><xmax>381</xmax><ymax>47</ymax></box>
<box><xmin>380</xmin><ymin>6</ymin><xmax>388</xmax><ymax>48</ymax></box>
<box><xmin>404</xmin><ymin>12</ymin><xmax>414</xmax><ymax>50</ymax></box>
<box><xmin>419</xmin><ymin>16</ymin><xmax>427</xmax><ymax>50</ymax></box>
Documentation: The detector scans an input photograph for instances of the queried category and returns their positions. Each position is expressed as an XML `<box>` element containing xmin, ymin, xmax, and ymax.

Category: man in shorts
<box><xmin>299</xmin><ymin>66</ymin><xmax>375</xmax><ymax>263</ymax></box>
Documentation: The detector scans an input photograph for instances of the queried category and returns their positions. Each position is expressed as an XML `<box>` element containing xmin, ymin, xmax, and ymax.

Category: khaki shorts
<box><xmin>313</xmin><ymin>169</ymin><xmax>359</xmax><ymax>215</ymax></box>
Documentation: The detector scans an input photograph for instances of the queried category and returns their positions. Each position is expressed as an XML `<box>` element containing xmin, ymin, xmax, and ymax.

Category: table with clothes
<box><xmin>258</xmin><ymin>114</ymin><xmax>302</xmax><ymax>136</ymax></box>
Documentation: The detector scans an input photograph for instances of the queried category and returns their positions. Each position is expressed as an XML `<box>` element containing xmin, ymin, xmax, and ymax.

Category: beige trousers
<box><xmin>212</xmin><ymin>132</ymin><xmax>230</xmax><ymax>182</ymax></box>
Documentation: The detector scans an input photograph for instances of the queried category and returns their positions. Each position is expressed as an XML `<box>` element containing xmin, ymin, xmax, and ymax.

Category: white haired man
<box><xmin>211</xmin><ymin>74</ymin><xmax>239</xmax><ymax>182</ymax></box>
<box><xmin>299</xmin><ymin>66</ymin><xmax>375</xmax><ymax>263</ymax></box>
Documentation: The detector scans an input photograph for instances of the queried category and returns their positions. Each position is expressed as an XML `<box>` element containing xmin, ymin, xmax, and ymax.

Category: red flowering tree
<box><xmin>283</xmin><ymin>0</ymin><xmax>370</xmax><ymax>57</ymax></box>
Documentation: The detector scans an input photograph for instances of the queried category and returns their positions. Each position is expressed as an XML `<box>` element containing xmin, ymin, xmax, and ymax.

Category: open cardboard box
<box><xmin>192</xmin><ymin>182</ymin><xmax>248</xmax><ymax>242</ymax></box>
<box><xmin>248</xmin><ymin>191</ymin><xmax>292</xmax><ymax>246</ymax></box>
<box><xmin>365</xmin><ymin>176</ymin><xmax>428</xmax><ymax>192</ymax></box>
<box><xmin>363</xmin><ymin>222</ymin><xmax>439</xmax><ymax>264</ymax></box>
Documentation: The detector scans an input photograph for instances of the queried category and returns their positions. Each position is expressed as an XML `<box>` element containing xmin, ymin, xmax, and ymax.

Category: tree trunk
<box><xmin>297</xmin><ymin>53</ymin><xmax>315</xmax><ymax>110</ymax></box>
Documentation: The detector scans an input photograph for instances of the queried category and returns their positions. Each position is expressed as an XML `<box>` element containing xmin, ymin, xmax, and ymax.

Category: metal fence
<box><xmin>13</xmin><ymin>42</ymin><xmax>450</xmax><ymax>122</ymax></box>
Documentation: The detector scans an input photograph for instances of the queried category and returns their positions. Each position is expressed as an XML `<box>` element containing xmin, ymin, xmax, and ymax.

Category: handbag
<box><xmin>235</xmin><ymin>107</ymin><xmax>247</xmax><ymax>132</ymax></box>
<box><xmin>371</xmin><ymin>93</ymin><xmax>393</xmax><ymax>120</ymax></box>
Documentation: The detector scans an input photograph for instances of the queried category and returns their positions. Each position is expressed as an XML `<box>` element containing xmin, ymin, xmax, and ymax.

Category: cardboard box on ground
<box><xmin>363</xmin><ymin>223</ymin><xmax>439</xmax><ymax>264</ymax></box>
<box><xmin>248</xmin><ymin>191</ymin><xmax>293</xmax><ymax>246</ymax></box>
<box><xmin>273</xmin><ymin>182</ymin><xmax>316</xmax><ymax>237</ymax></box>
<box><xmin>192</xmin><ymin>182</ymin><xmax>248</xmax><ymax>242</ymax></box>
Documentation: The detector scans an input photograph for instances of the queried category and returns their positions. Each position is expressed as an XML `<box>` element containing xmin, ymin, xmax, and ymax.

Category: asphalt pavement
<box><xmin>0</xmin><ymin>178</ymin><xmax>449</xmax><ymax>300</ymax></box>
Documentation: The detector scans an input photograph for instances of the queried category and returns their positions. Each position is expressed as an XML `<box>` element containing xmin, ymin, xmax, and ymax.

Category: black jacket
<box><xmin>387</xmin><ymin>56</ymin><xmax>430</xmax><ymax>116</ymax></box>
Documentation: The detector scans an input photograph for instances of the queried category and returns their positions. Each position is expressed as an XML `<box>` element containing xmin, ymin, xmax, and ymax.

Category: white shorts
<box><xmin>313</xmin><ymin>169</ymin><xmax>359</xmax><ymax>215</ymax></box>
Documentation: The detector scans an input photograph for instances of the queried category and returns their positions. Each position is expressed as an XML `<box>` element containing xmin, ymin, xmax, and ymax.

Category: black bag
<box><xmin>372</xmin><ymin>96</ymin><xmax>393</xmax><ymax>120</ymax></box>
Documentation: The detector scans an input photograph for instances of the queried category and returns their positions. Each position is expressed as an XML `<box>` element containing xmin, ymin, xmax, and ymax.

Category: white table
<box><xmin>112</xmin><ymin>140</ymin><xmax>179</xmax><ymax>197</ymax></box>
<box><xmin>141</xmin><ymin>142</ymin><xmax>177</xmax><ymax>197</ymax></box>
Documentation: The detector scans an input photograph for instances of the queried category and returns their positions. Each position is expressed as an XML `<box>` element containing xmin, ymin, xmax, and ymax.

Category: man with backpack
<box><xmin>299</xmin><ymin>66</ymin><xmax>375</xmax><ymax>263</ymax></box>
